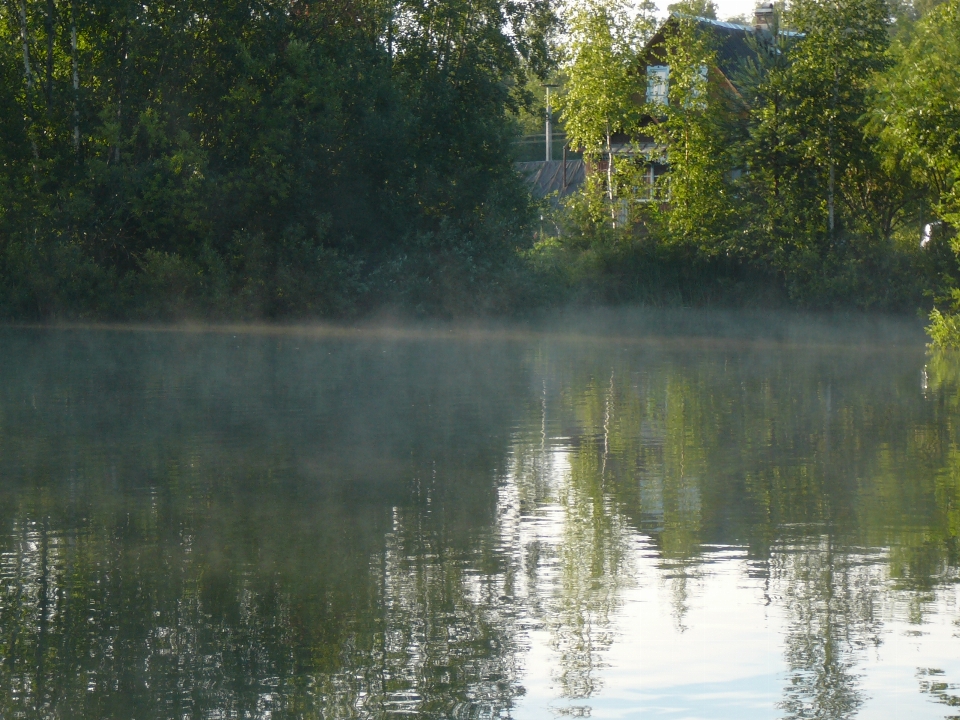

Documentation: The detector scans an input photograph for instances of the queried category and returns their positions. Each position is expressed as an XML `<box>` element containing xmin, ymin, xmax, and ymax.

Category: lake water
<box><xmin>2</xmin><ymin>313</ymin><xmax>960</xmax><ymax>720</ymax></box>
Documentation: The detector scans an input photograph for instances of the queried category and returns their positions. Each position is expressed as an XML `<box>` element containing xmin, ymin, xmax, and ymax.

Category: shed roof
<box><xmin>515</xmin><ymin>160</ymin><xmax>586</xmax><ymax>200</ymax></box>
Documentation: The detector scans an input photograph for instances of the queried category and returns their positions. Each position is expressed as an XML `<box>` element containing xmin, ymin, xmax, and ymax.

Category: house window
<box><xmin>688</xmin><ymin>64</ymin><xmax>708</xmax><ymax>107</ymax></box>
<box><xmin>646</xmin><ymin>65</ymin><xmax>669</xmax><ymax>107</ymax></box>
<box><xmin>692</xmin><ymin>65</ymin><xmax>707</xmax><ymax>97</ymax></box>
<box><xmin>635</xmin><ymin>164</ymin><xmax>657</xmax><ymax>202</ymax></box>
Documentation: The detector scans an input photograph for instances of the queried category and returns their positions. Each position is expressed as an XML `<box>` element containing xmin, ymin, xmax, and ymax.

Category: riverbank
<box><xmin>4</xmin><ymin>305</ymin><xmax>928</xmax><ymax>352</ymax></box>
<box><xmin>1</xmin><ymin>232</ymin><xmax>946</xmax><ymax>324</ymax></box>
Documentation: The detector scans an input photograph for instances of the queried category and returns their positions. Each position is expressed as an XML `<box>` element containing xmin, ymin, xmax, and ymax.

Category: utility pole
<box><xmin>543</xmin><ymin>84</ymin><xmax>558</xmax><ymax>162</ymax></box>
<box><xmin>562</xmin><ymin>144</ymin><xmax>567</xmax><ymax>192</ymax></box>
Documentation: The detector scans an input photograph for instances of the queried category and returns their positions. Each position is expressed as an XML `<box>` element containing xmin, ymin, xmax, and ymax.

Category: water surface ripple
<box><xmin>1</xmin><ymin>317</ymin><xmax>958</xmax><ymax>719</ymax></box>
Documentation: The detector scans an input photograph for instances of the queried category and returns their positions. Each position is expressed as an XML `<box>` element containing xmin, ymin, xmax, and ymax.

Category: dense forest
<box><xmin>0</xmin><ymin>0</ymin><xmax>554</xmax><ymax>317</ymax></box>
<box><xmin>1</xmin><ymin>0</ymin><xmax>960</xmax><ymax>324</ymax></box>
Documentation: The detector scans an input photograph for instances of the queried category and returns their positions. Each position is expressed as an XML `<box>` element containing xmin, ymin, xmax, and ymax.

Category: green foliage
<box><xmin>525</xmin><ymin>175</ymin><xmax>784</xmax><ymax>306</ymax></box>
<box><xmin>875</xmin><ymin>0</ymin><xmax>960</xmax><ymax>224</ymax></box>
<box><xmin>0</xmin><ymin>0</ymin><xmax>557</xmax><ymax>319</ymax></box>
<box><xmin>736</xmin><ymin>0</ymin><xmax>895</xmax><ymax>270</ymax></box>
<box><xmin>649</xmin><ymin>17</ymin><xmax>737</xmax><ymax>253</ymax></box>
<box><xmin>927</xmin><ymin>307</ymin><xmax>960</xmax><ymax>349</ymax></box>
<box><xmin>545</xmin><ymin>0</ymin><xmax>944</xmax><ymax>312</ymax></box>
<box><xmin>5</xmin><ymin>0</ymin><xmax>960</xmax><ymax>322</ymax></box>
<box><xmin>557</xmin><ymin>0</ymin><xmax>654</xmax><ymax>156</ymax></box>
<box><xmin>874</xmin><ymin>0</ymin><xmax>960</xmax><ymax>332</ymax></box>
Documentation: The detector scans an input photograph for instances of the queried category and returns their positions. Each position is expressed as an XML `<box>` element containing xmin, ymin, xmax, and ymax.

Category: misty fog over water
<box><xmin>1</xmin><ymin>310</ymin><xmax>959</xmax><ymax>719</ymax></box>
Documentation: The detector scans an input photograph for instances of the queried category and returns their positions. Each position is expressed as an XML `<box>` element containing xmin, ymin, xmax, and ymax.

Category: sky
<box><xmin>712</xmin><ymin>0</ymin><xmax>761</xmax><ymax>20</ymax></box>
<box><xmin>665</xmin><ymin>0</ymin><xmax>759</xmax><ymax>22</ymax></box>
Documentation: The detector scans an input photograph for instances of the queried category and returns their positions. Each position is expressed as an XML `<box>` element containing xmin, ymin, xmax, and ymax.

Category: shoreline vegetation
<box><xmin>1</xmin><ymin>305</ymin><xmax>929</xmax><ymax>351</ymax></box>
<box><xmin>1</xmin><ymin>0</ymin><xmax>960</xmax><ymax>347</ymax></box>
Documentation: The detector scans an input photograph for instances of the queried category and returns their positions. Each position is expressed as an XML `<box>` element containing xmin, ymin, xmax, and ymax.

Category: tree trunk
<box><xmin>113</xmin><ymin>17</ymin><xmax>127</xmax><ymax>164</ymax></box>
<box><xmin>606</xmin><ymin>124</ymin><xmax>613</xmax><ymax>202</ymax></box>
<box><xmin>18</xmin><ymin>0</ymin><xmax>40</xmax><ymax>161</ymax></box>
<box><xmin>71</xmin><ymin>0</ymin><xmax>78</xmax><ymax>151</ymax></box>
<box><xmin>828</xmin><ymin>65</ymin><xmax>838</xmax><ymax>239</ymax></box>
<box><xmin>386</xmin><ymin>1</ymin><xmax>394</xmax><ymax>62</ymax></box>
<box><xmin>828</xmin><ymin>161</ymin><xmax>835</xmax><ymax>235</ymax></box>
<box><xmin>44</xmin><ymin>0</ymin><xmax>54</xmax><ymax>111</ymax></box>
<box><xmin>19</xmin><ymin>0</ymin><xmax>34</xmax><ymax>91</ymax></box>
<box><xmin>606</xmin><ymin>123</ymin><xmax>616</xmax><ymax>227</ymax></box>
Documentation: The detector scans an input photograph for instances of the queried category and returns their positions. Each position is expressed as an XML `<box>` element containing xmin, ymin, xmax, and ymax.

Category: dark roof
<box><xmin>691</xmin><ymin>17</ymin><xmax>755</xmax><ymax>79</ymax></box>
<box><xmin>648</xmin><ymin>14</ymin><xmax>801</xmax><ymax>89</ymax></box>
<box><xmin>515</xmin><ymin>161</ymin><xmax>586</xmax><ymax>200</ymax></box>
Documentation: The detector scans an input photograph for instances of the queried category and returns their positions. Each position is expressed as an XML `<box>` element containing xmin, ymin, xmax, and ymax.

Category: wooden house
<box><xmin>598</xmin><ymin>4</ymin><xmax>789</xmax><ymax>197</ymax></box>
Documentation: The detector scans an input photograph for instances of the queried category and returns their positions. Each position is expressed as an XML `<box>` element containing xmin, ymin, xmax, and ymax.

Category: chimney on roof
<box><xmin>754</xmin><ymin>3</ymin><xmax>774</xmax><ymax>31</ymax></box>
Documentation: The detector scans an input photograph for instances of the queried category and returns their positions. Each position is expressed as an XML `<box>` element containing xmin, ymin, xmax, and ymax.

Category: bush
<box><xmin>927</xmin><ymin>307</ymin><xmax>960</xmax><ymax>349</ymax></box>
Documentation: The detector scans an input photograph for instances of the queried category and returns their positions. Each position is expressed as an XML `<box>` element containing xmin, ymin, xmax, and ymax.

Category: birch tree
<box><xmin>649</xmin><ymin>16</ymin><xmax>736</xmax><ymax>253</ymax></box>
<box><xmin>558</xmin><ymin>0</ymin><xmax>654</xmax><ymax>203</ymax></box>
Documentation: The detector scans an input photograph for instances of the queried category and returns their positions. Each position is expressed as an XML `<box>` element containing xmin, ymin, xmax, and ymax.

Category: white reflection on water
<box><xmin>497</xmin><ymin>440</ymin><xmax>960</xmax><ymax>720</ymax></box>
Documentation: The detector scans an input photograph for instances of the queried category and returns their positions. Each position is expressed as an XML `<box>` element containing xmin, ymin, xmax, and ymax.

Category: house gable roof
<box><xmin>644</xmin><ymin>14</ymin><xmax>800</xmax><ymax>90</ymax></box>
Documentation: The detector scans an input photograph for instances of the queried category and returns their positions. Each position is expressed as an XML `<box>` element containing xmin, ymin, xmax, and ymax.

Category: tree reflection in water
<box><xmin>0</xmin><ymin>329</ymin><xmax>531</xmax><ymax>719</ymax></box>
<box><xmin>773</xmin><ymin>538</ymin><xmax>883</xmax><ymax>720</ymax></box>
<box><xmin>499</xmin><ymin>436</ymin><xmax>634</xmax><ymax>702</ymax></box>
<box><xmin>501</xmin><ymin>339</ymin><xmax>960</xmax><ymax>717</ymax></box>
<box><xmin>1</xmin><ymin>324</ymin><xmax>960</xmax><ymax>718</ymax></box>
